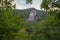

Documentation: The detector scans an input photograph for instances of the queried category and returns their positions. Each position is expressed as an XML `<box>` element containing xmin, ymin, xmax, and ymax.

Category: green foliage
<box><xmin>0</xmin><ymin>0</ymin><xmax>15</xmax><ymax>10</ymax></box>
<box><xmin>0</xmin><ymin>9</ymin><xmax>24</xmax><ymax>40</ymax></box>
<box><xmin>16</xmin><ymin>0</ymin><xmax>60</xmax><ymax>40</ymax></box>
<box><xmin>41</xmin><ymin>0</ymin><xmax>51</xmax><ymax>9</ymax></box>
<box><xmin>41</xmin><ymin>0</ymin><xmax>60</xmax><ymax>10</ymax></box>
<box><xmin>26</xmin><ymin>0</ymin><xmax>32</xmax><ymax>4</ymax></box>
<box><xmin>0</xmin><ymin>0</ymin><xmax>60</xmax><ymax>40</ymax></box>
<box><xmin>0</xmin><ymin>0</ymin><xmax>24</xmax><ymax>40</ymax></box>
<box><xmin>27</xmin><ymin>11</ymin><xmax>60</xmax><ymax>40</ymax></box>
<box><xmin>15</xmin><ymin>9</ymin><xmax>47</xmax><ymax>20</ymax></box>
<box><xmin>52</xmin><ymin>0</ymin><xmax>60</xmax><ymax>8</ymax></box>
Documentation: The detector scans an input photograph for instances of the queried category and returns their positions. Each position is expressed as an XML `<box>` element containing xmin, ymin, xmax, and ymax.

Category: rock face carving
<box><xmin>28</xmin><ymin>8</ymin><xmax>37</xmax><ymax>23</ymax></box>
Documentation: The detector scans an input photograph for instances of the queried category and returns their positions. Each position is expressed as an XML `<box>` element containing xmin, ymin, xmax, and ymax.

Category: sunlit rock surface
<box><xmin>27</xmin><ymin>8</ymin><xmax>37</xmax><ymax>23</ymax></box>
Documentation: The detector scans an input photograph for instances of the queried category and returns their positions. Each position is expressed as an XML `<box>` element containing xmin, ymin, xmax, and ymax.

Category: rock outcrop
<box><xmin>27</xmin><ymin>8</ymin><xmax>37</xmax><ymax>23</ymax></box>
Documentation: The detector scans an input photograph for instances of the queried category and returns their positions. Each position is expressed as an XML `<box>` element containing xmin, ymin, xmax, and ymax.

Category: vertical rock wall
<box><xmin>28</xmin><ymin>8</ymin><xmax>37</xmax><ymax>23</ymax></box>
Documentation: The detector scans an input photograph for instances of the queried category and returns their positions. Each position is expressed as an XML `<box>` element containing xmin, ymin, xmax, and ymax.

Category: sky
<box><xmin>14</xmin><ymin>0</ymin><xmax>42</xmax><ymax>10</ymax></box>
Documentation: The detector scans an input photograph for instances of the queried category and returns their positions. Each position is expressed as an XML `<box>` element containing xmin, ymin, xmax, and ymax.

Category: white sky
<box><xmin>14</xmin><ymin>0</ymin><xmax>42</xmax><ymax>10</ymax></box>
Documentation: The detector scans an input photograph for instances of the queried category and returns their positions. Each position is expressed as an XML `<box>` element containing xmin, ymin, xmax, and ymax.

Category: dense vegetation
<box><xmin>14</xmin><ymin>9</ymin><xmax>47</xmax><ymax>20</ymax></box>
<box><xmin>0</xmin><ymin>0</ymin><xmax>60</xmax><ymax>40</ymax></box>
<box><xmin>0</xmin><ymin>0</ymin><xmax>24</xmax><ymax>40</ymax></box>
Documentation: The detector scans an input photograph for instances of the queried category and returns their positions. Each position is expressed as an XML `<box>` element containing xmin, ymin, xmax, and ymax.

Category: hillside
<box><xmin>14</xmin><ymin>8</ymin><xmax>48</xmax><ymax>21</ymax></box>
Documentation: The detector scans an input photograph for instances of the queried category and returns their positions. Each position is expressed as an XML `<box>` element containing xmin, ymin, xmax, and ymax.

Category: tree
<box><xmin>41</xmin><ymin>0</ymin><xmax>60</xmax><ymax>10</ymax></box>
<box><xmin>0</xmin><ymin>0</ymin><xmax>24</xmax><ymax>40</ymax></box>
<box><xmin>25</xmin><ymin>0</ymin><xmax>60</xmax><ymax>40</ymax></box>
<box><xmin>36</xmin><ymin>0</ymin><xmax>60</xmax><ymax>40</ymax></box>
<box><xmin>26</xmin><ymin>0</ymin><xmax>32</xmax><ymax>4</ymax></box>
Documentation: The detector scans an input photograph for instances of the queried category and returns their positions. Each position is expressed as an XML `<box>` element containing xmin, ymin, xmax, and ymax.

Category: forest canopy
<box><xmin>0</xmin><ymin>0</ymin><xmax>60</xmax><ymax>40</ymax></box>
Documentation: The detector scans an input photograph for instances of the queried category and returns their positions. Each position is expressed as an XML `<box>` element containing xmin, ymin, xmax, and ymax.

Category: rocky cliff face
<box><xmin>14</xmin><ymin>8</ymin><xmax>47</xmax><ymax>23</ymax></box>
<box><xmin>27</xmin><ymin>8</ymin><xmax>37</xmax><ymax>23</ymax></box>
